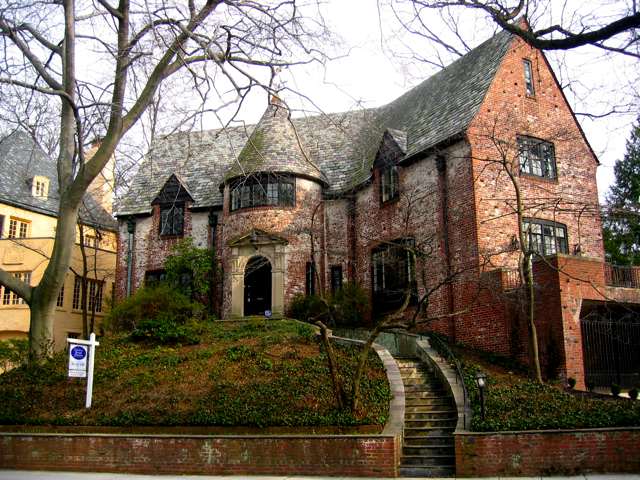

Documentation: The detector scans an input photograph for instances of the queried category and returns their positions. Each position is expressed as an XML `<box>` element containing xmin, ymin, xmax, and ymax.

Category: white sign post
<box><xmin>67</xmin><ymin>332</ymin><xmax>100</xmax><ymax>408</ymax></box>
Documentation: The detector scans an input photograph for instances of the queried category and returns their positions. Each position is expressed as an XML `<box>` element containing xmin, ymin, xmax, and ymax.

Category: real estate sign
<box><xmin>68</xmin><ymin>344</ymin><xmax>88</xmax><ymax>378</ymax></box>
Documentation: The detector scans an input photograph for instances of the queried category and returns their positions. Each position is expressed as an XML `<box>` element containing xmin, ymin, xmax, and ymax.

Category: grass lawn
<box><xmin>0</xmin><ymin>319</ymin><xmax>391</xmax><ymax>430</ymax></box>
<box><xmin>456</xmin><ymin>347</ymin><xmax>640</xmax><ymax>432</ymax></box>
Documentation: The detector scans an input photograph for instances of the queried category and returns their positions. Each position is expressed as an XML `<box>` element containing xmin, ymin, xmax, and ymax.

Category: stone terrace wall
<box><xmin>456</xmin><ymin>427</ymin><xmax>640</xmax><ymax>476</ymax></box>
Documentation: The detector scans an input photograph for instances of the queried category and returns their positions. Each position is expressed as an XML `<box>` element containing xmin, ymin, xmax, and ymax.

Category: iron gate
<box><xmin>581</xmin><ymin>309</ymin><xmax>640</xmax><ymax>389</ymax></box>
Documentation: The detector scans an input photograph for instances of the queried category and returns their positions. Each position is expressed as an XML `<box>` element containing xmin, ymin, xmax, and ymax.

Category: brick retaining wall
<box><xmin>456</xmin><ymin>427</ymin><xmax>640</xmax><ymax>476</ymax></box>
<box><xmin>0</xmin><ymin>433</ymin><xmax>398</xmax><ymax>477</ymax></box>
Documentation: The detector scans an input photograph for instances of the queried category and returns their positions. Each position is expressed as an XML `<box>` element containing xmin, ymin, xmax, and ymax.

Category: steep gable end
<box><xmin>151</xmin><ymin>174</ymin><xmax>194</xmax><ymax>205</ymax></box>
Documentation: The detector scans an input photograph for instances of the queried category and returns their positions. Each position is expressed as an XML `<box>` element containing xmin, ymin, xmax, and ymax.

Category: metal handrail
<box><xmin>427</xmin><ymin>333</ymin><xmax>470</xmax><ymax>427</ymax></box>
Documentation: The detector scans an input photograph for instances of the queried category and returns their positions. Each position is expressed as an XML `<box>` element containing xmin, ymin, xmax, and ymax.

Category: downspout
<box><xmin>208</xmin><ymin>210</ymin><xmax>218</xmax><ymax>316</ymax></box>
<box><xmin>126</xmin><ymin>217</ymin><xmax>136</xmax><ymax>297</ymax></box>
<box><xmin>437</xmin><ymin>155</ymin><xmax>456</xmax><ymax>342</ymax></box>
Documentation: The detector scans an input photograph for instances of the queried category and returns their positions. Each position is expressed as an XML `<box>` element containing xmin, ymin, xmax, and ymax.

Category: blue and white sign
<box><xmin>68</xmin><ymin>343</ymin><xmax>88</xmax><ymax>378</ymax></box>
<box><xmin>264</xmin><ymin>310</ymin><xmax>272</xmax><ymax>318</ymax></box>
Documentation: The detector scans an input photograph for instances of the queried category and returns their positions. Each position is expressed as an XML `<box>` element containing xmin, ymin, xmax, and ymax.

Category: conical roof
<box><xmin>224</xmin><ymin>99</ymin><xmax>327</xmax><ymax>185</ymax></box>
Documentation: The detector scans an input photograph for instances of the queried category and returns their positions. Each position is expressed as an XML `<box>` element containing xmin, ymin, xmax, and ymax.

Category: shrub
<box><xmin>165</xmin><ymin>238</ymin><xmax>214</xmax><ymax>299</ymax></box>
<box><xmin>287</xmin><ymin>293</ymin><xmax>328</xmax><ymax>322</ymax></box>
<box><xmin>567</xmin><ymin>377</ymin><xmax>576</xmax><ymax>389</ymax></box>
<box><xmin>611</xmin><ymin>383</ymin><xmax>621</xmax><ymax>397</ymax></box>
<box><xmin>331</xmin><ymin>283</ymin><xmax>369</xmax><ymax>327</ymax></box>
<box><xmin>0</xmin><ymin>339</ymin><xmax>28</xmax><ymax>372</ymax></box>
<box><xmin>629</xmin><ymin>388</ymin><xmax>639</xmax><ymax>400</ymax></box>
<box><xmin>108</xmin><ymin>284</ymin><xmax>205</xmax><ymax>344</ymax></box>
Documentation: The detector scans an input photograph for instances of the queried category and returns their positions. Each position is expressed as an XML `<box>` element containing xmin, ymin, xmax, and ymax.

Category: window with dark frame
<box><xmin>56</xmin><ymin>282</ymin><xmax>65</xmax><ymax>308</ymax></box>
<box><xmin>0</xmin><ymin>215</ymin><xmax>4</xmax><ymax>238</ymax></box>
<box><xmin>331</xmin><ymin>265</ymin><xmax>343</xmax><ymax>294</ymax></box>
<box><xmin>145</xmin><ymin>270</ymin><xmax>167</xmax><ymax>286</ymax></box>
<box><xmin>230</xmin><ymin>174</ymin><xmax>295</xmax><ymax>212</ymax></box>
<box><xmin>523</xmin><ymin>219</ymin><xmax>568</xmax><ymax>256</ymax></box>
<box><xmin>305</xmin><ymin>262</ymin><xmax>316</xmax><ymax>296</ymax></box>
<box><xmin>380</xmin><ymin>165</ymin><xmax>399</xmax><ymax>203</ymax></box>
<box><xmin>159</xmin><ymin>204</ymin><xmax>184</xmax><ymax>236</ymax></box>
<box><xmin>371</xmin><ymin>239</ymin><xmax>416</xmax><ymax>313</ymax></box>
<box><xmin>518</xmin><ymin>136</ymin><xmax>557</xmax><ymax>180</ymax></box>
<box><xmin>523</xmin><ymin>59</ymin><xmax>535</xmax><ymax>96</ymax></box>
<box><xmin>72</xmin><ymin>275</ymin><xmax>104</xmax><ymax>312</ymax></box>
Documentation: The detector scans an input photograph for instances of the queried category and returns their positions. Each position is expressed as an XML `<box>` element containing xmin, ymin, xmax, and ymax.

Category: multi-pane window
<box><xmin>523</xmin><ymin>59</ymin><xmax>535</xmax><ymax>96</ymax></box>
<box><xmin>73</xmin><ymin>276</ymin><xmax>104</xmax><ymax>312</ymax></box>
<box><xmin>305</xmin><ymin>262</ymin><xmax>316</xmax><ymax>296</ymax></box>
<box><xmin>518</xmin><ymin>136</ymin><xmax>557</xmax><ymax>179</ymax></box>
<box><xmin>159</xmin><ymin>204</ymin><xmax>184</xmax><ymax>236</ymax></box>
<box><xmin>8</xmin><ymin>218</ymin><xmax>29</xmax><ymax>239</ymax></box>
<box><xmin>230</xmin><ymin>174</ymin><xmax>295</xmax><ymax>211</ymax></box>
<box><xmin>145</xmin><ymin>270</ymin><xmax>167</xmax><ymax>286</ymax></box>
<box><xmin>380</xmin><ymin>166</ymin><xmax>399</xmax><ymax>203</ymax></box>
<box><xmin>331</xmin><ymin>265</ymin><xmax>343</xmax><ymax>294</ymax></box>
<box><xmin>372</xmin><ymin>238</ymin><xmax>416</xmax><ymax>312</ymax></box>
<box><xmin>56</xmin><ymin>282</ymin><xmax>65</xmax><ymax>308</ymax></box>
<box><xmin>523</xmin><ymin>219</ymin><xmax>568</xmax><ymax>256</ymax></box>
<box><xmin>1</xmin><ymin>272</ymin><xmax>30</xmax><ymax>305</ymax></box>
<box><xmin>84</xmin><ymin>235</ymin><xmax>99</xmax><ymax>249</ymax></box>
<box><xmin>0</xmin><ymin>214</ymin><xmax>4</xmax><ymax>238</ymax></box>
<box><xmin>32</xmin><ymin>176</ymin><xmax>49</xmax><ymax>198</ymax></box>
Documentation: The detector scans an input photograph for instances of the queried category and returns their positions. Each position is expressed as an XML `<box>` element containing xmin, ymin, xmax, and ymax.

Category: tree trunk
<box><xmin>316</xmin><ymin>321</ymin><xmax>346</xmax><ymax>409</ymax></box>
<box><xmin>27</xmin><ymin>296</ymin><xmax>56</xmax><ymax>361</ymax></box>
<box><xmin>523</xmin><ymin>254</ymin><xmax>543</xmax><ymax>383</ymax></box>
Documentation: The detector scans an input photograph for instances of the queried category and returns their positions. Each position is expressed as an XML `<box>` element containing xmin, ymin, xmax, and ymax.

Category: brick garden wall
<box><xmin>0</xmin><ymin>433</ymin><xmax>398</xmax><ymax>477</ymax></box>
<box><xmin>456</xmin><ymin>428</ymin><xmax>640</xmax><ymax>476</ymax></box>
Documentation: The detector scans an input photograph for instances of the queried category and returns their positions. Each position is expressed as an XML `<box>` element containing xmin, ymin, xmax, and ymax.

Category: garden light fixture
<box><xmin>475</xmin><ymin>371</ymin><xmax>487</xmax><ymax>421</ymax></box>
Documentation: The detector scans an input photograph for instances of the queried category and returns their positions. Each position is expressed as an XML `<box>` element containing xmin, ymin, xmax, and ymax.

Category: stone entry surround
<box><xmin>228</xmin><ymin>231</ymin><xmax>287</xmax><ymax>317</ymax></box>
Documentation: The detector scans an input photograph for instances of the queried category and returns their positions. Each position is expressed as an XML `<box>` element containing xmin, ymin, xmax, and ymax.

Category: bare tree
<box><xmin>0</xmin><ymin>0</ymin><xmax>330</xmax><ymax>360</ymax></box>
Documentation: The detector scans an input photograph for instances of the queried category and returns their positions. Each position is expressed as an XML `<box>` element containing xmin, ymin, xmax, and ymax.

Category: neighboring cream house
<box><xmin>0</xmin><ymin>130</ymin><xmax>117</xmax><ymax>349</ymax></box>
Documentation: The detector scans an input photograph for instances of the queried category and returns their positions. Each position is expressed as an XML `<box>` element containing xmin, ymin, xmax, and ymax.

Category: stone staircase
<box><xmin>396</xmin><ymin>358</ymin><xmax>457</xmax><ymax>477</ymax></box>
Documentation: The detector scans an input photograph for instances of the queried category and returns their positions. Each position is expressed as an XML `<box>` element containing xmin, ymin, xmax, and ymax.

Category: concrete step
<box><xmin>399</xmin><ymin>465</ymin><xmax>455</xmax><ymax>477</ymax></box>
<box><xmin>403</xmin><ymin>444</ymin><xmax>455</xmax><ymax>456</ymax></box>
<box><xmin>405</xmin><ymin>397</ymin><xmax>453</xmax><ymax>406</ymax></box>
<box><xmin>405</xmin><ymin>403</ymin><xmax>455</xmax><ymax>412</ymax></box>
<box><xmin>404</xmin><ymin>427</ymin><xmax>455</xmax><ymax>437</ymax></box>
<box><xmin>401</xmin><ymin>454</ymin><xmax>455</xmax><ymax>466</ymax></box>
<box><xmin>404</xmin><ymin>410</ymin><xmax>457</xmax><ymax>420</ymax></box>
<box><xmin>405</xmin><ymin>418</ymin><xmax>457</xmax><ymax>428</ymax></box>
<box><xmin>403</xmin><ymin>435</ymin><xmax>454</xmax><ymax>447</ymax></box>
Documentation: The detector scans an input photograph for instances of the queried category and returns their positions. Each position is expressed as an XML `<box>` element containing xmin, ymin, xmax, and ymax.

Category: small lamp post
<box><xmin>475</xmin><ymin>371</ymin><xmax>487</xmax><ymax>421</ymax></box>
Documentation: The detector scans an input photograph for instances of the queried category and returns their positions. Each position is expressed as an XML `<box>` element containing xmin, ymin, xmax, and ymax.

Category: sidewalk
<box><xmin>1</xmin><ymin>472</ymin><xmax>639</xmax><ymax>480</ymax></box>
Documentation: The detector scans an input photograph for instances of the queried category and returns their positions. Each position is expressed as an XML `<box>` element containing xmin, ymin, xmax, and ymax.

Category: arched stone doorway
<box><xmin>228</xmin><ymin>229</ymin><xmax>287</xmax><ymax>318</ymax></box>
<box><xmin>244</xmin><ymin>256</ymin><xmax>272</xmax><ymax>316</ymax></box>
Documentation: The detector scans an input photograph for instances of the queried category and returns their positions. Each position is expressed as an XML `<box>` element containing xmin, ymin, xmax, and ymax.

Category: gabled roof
<box><xmin>0</xmin><ymin>130</ymin><xmax>116</xmax><ymax>230</ymax></box>
<box><xmin>151</xmin><ymin>173</ymin><xmax>194</xmax><ymax>205</ymax></box>
<box><xmin>116</xmin><ymin>30</ymin><xmax>513</xmax><ymax>217</ymax></box>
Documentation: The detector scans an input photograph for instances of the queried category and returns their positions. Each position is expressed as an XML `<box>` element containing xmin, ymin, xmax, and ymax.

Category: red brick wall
<box><xmin>456</xmin><ymin>428</ymin><xmax>640</xmax><ymax>476</ymax></box>
<box><xmin>468</xmin><ymin>36</ymin><xmax>603</xmax><ymax>270</ymax></box>
<box><xmin>0</xmin><ymin>433</ymin><xmax>398</xmax><ymax>477</ymax></box>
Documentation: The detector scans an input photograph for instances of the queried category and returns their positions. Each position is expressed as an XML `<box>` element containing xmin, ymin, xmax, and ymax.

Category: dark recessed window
<box><xmin>306</xmin><ymin>262</ymin><xmax>316</xmax><ymax>296</ymax></box>
<box><xmin>380</xmin><ymin>166</ymin><xmax>399</xmax><ymax>203</ymax></box>
<box><xmin>518</xmin><ymin>136</ymin><xmax>557</xmax><ymax>180</ymax></box>
<box><xmin>372</xmin><ymin>238</ymin><xmax>416</xmax><ymax>312</ymax></box>
<box><xmin>523</xmin><ymin>59</ymin><xmax>535</xmax><ymax>96</ymax></box>
<box><xmin>145</xmin><ymin>270</ymin><xmax>167</xmax><ymax>286</ymax></box>
<box><xmin>159</xmin><ymin>204</ymin><xmax>184</xmax><ymax>236</ymax></box>
<box><xmin>523</xmin><ymin>219</ymin><xmax>568</xmax><ymax>256</ymax></box>
<box><xmin>331</xmin><ymin>265</ymin><xmax>343</xmax><ymax>294</ymax></box>
<box><xmin>230</xmin><ymin>174</ymin><xmax>295</xmax><ymax>212</ymax></box>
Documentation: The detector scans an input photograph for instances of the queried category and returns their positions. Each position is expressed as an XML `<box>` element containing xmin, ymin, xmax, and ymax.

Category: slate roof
<box><xmin>116</xmin><ymin>30</ymin><xmax>513</xmax><ymax>217</ymax></box>
<box><xmin>0</xmin><ymin>130</ymin><xmax>117</xmax><ymax>230</ymax></box>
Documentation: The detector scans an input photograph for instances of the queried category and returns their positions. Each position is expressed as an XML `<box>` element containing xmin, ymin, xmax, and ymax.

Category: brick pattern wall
<box><xmin>456</xmin><ymin>428</ymin><xmax>640</xmax><ymax>476</ymax></box>
<box><xmin>220</xmin><ymin>177</ymin><xmax>323</xmax><ymax>316</ymax></box>
<box><xmin>0</xmin><ymin>433</ymin><xmax>398</xmax><ymax>477</ymax></box>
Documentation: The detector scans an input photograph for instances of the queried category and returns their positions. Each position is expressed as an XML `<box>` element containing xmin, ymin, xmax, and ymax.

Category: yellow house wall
<box><xmin>0</xmin><ymin>204</ymin><xmax>116</xmax><ymax>350</ymax></box>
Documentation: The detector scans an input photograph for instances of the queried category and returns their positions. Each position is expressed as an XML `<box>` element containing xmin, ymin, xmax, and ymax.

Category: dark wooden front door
<box><xmin>244</xmin><ymin>256</ymin><xmax>272</xmax><ymax>316</ymax></box>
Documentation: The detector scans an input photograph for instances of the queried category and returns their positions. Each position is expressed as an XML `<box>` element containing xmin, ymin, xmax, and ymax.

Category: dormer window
<box><xmin>380</xmin><ymin>166</ymin><xmax>399</xmax><ymax>203</ymax></box>
<box><xmin>32</xmin><ymin>176</ymin><xmax>49</xmax><ymax>199</ymax></box>
<box><xmin>159</xmin><ymin>204</ymin><xmax>184</xmax><ymax>237</ymax></box>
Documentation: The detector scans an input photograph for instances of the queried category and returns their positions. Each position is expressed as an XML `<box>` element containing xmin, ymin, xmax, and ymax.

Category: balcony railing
<box><xmin>502</xmin><ymin>269</ymin><xmax>522</xmax><ymax>290</ymax></box>
<box><xmin>605</xmin><ymin>263</ymin><xmax>640</xmax><ymax>289</ymax></box>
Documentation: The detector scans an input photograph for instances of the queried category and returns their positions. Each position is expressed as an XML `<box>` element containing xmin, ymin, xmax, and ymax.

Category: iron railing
<box><xmin>428</xmin><ymin>333</ymin><xmax>470</xmax><ymax>427</ymax></box>
<box><xmin>502</xmin><ymin>269</ymin><xmax>522</xmax><ymax>290</ymax></box>
<box><xmin>605</xmin><ymin>263</ymin><xmax>640</xmax><ymax>289</ymax></box>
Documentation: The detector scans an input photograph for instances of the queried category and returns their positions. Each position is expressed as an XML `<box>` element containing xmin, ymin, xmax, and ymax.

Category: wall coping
<box><xmin>331</xmin><ymin>335</ymin><xmax>405</xmax><ymax>439</ymax></box>
<box><xmin>0</xmin><ymin>431</ymin><xmax>396</xmax><ymax>440</ymax></box>
<box><xmin>455</xmin><ymin>426</ymin><xmax>640</xmax><ymax>436</ymax></box>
